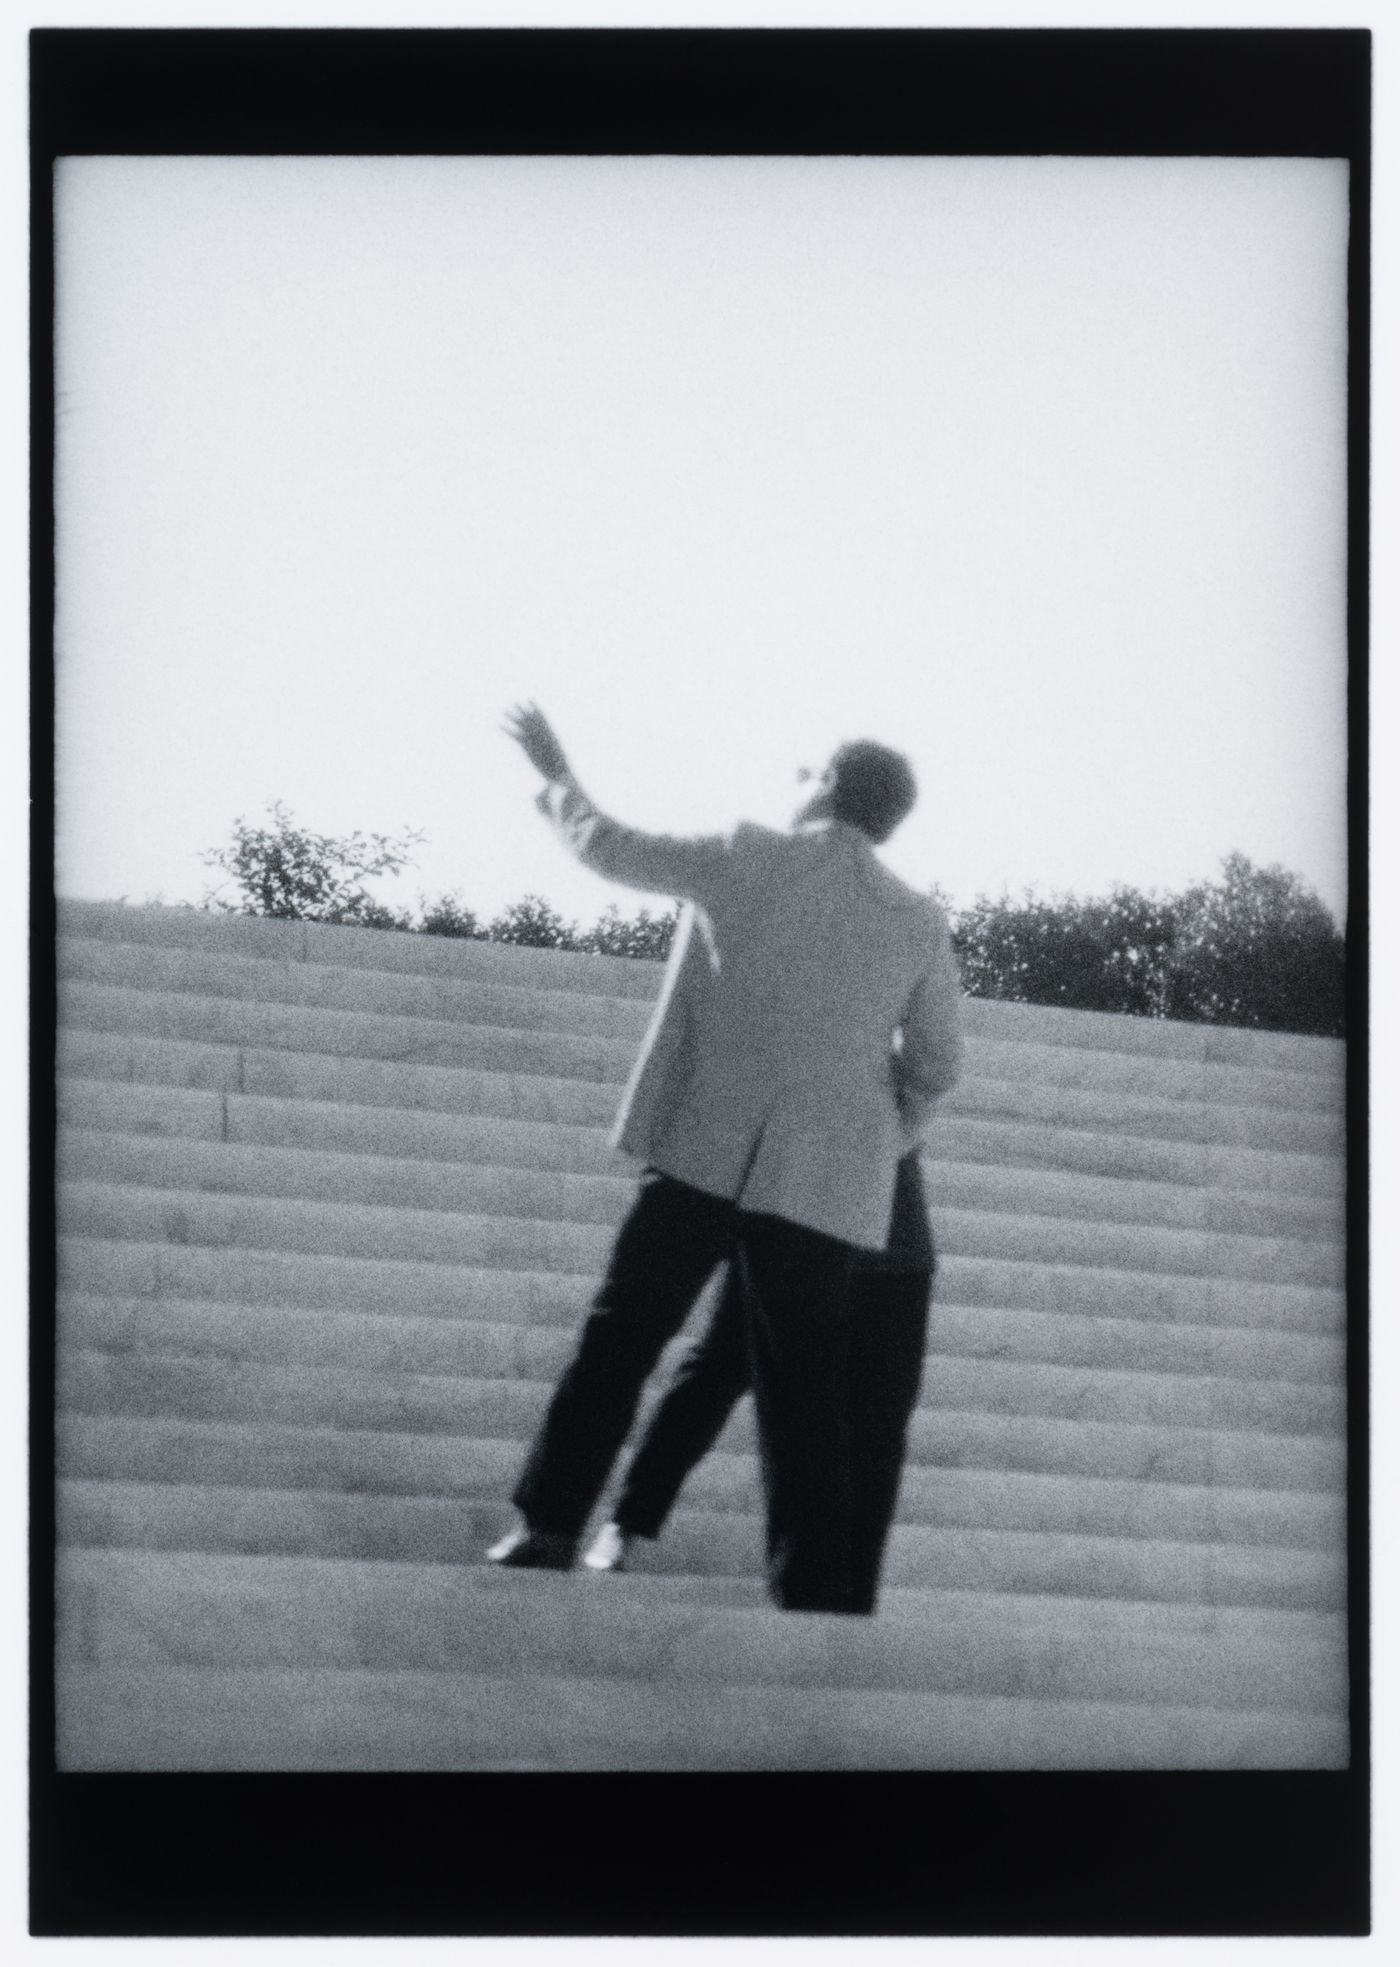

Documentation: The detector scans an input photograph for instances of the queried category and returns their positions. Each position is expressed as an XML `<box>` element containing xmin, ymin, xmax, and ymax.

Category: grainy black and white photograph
<box><xmin>32</xmin><ymin>18</ymin><xmax>1372</xmax><ymax>1942</ymax></box>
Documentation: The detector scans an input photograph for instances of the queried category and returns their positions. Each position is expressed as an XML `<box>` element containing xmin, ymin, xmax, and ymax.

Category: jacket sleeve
<box><xmin>537</xmin><ymin>774</ymin><xmax>737</xmax><ymax>908</ymax></box>
<box><xmin>893</xmin><ymin>909</ymin><xmax>965</xmax><ymax>1147</ymax></box>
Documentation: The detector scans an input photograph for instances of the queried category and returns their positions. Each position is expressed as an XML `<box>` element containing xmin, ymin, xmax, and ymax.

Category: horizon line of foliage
<box><xmin>200</xmin><ymin>804</ymin><xmax>1344</xmax><ymax>1038</ymax></box>
<box><xmin>199</xmin><ymin>801</ymin><xmax>680</xmax><ymax>960</ymax></box>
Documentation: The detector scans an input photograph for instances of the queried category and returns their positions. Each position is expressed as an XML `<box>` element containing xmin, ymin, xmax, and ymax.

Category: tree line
<box><xmin>199</xmin><ymin>803</ymin><xmax>1345</xmax><ymax>1038</ymax></box>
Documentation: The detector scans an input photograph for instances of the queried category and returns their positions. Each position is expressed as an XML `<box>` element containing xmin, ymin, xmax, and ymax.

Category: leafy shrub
<box><xmin>948</xmin><ymin>854</ymin><xmax>1343</xmax><ymax>1038</ymax></box>
<box><xmin>201</xmin><ymin>807</ymin><xmax>682</xmax><ymax>958</ymax></box>
<box><xmin>576</xmin><ymin>902</ymin><xmax>679</xmax><ymax>961</ymax></box>
<box><xmin>487</xmin><ymin>895</ymin><xmax>581</xmax><ymax>949</ymax></box>
<box><xmin>951</xmin><ymin>885</ymin><xmax>1177</xmax><ymax>1020</ymax></box>
<box><xmin>1167</xmin><ymin>852</ymin><xmax>1345</xmax><ymax>1037</ymax></box>
<box><xmin>418</xmin><ymin>893</ymin><xmax>489</xmax><ymax>941</ymax></box>
<box><xmin>483</xmin><ymin>894</ymin><xmax>682</xmax><ymax>957</ymax></box>
<box><xmin>202</xmin><ymin>801</ymin><xmax>420</xmax><ymax>928</ymax></box>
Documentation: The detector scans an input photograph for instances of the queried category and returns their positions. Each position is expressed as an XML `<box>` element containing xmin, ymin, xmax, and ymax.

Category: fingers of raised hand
<box><xmin>502</xmin><ymin>701</ymin><xmax>540</xmax><ymax>741</ymax></box>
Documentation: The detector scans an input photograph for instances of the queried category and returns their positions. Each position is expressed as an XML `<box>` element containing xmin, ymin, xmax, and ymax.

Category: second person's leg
<box><xmin>511</xmin><ymin>1173</ymin><xmax>736</xmax><ymax>1542</ymax></box>
<box><xmin>610</xmin><ymin>1265</ymin><xmax>753</xmax><ymax>1541</ymax></box>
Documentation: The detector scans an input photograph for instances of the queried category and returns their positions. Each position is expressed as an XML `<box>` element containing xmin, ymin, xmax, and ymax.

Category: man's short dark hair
<box><xmin>829</xmin><ymin>741</ymin><xmax>918</xmax><ymax>845</ymax></box>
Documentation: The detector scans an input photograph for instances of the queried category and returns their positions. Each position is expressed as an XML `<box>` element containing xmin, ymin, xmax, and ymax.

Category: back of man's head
<box><xmin>829</xmin><ymin>741</ymin><xmax>918</xmax><ymax>845</ymax></box>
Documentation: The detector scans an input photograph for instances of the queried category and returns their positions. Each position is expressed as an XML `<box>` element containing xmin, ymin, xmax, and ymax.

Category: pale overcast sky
<box><xmin>54</xmin><ymin>153</ymin><xmax>1349</xmax><ymax>928</ymax></box>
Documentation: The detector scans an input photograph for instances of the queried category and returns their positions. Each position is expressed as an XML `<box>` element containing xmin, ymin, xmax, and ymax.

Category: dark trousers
<box><xmin>512</xmin><ymin>1171</ymin><xmax>857</xmax><ymax>1611</ymax></box>
<box><xmin>614</xmin><ymin>1259</ymin><xmax>931</xmax><ymax>1614</ymax></box>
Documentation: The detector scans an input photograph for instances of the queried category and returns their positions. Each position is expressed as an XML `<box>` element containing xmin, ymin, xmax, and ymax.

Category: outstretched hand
<box><xmin>502</xmin><ymin>701</ymin><xmax>572</xmax><ymax>784</ymax></box>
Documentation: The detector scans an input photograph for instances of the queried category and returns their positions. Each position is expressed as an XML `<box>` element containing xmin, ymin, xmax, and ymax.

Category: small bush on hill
<box><xmin>202</xmin><ymin>801</ymin><xmax>421</xmax><ymax>929</ymax></box>
<box><xmin>417</xmin><ymin>893</ymin><xmax>489</xmax><ymax>941</ymax></box>
<box><xmin>577</xmin><ymin>902</ymin><xmax>679</xmax><ymax>961</ymax></box>
<box><xmin>488</xmin><ymin>895</ymin><xmax>581</xmax><ymax>949</ymax></box>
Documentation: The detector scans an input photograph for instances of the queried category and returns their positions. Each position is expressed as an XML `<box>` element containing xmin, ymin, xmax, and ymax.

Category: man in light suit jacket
<box><xmin>488</xmin><ymin>703</ymin><xmax>963</xmax><ymax>1612</ymax></box>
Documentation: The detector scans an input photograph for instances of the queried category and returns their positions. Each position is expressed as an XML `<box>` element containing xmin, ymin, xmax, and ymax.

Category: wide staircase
<box><xmin>53</xmin><ymin>899</ymin><xmax>1349</xmax><ymax>1771</ymax></box>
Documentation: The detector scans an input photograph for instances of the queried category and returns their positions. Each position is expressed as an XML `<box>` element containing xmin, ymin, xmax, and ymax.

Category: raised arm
<box><xmin>503</xmin><ymin>701</ymin><xmax>736</xmax><ymax>905</ymax></box>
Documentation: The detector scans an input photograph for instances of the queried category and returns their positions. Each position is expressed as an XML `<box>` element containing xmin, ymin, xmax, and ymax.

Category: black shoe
<box><xmin>486</xmin><ymin>1525</ymin><xmax>577</xmax><ymax>1569</ymax></box>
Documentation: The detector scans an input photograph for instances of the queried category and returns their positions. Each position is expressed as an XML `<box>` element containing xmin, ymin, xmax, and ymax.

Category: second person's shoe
<box><xmin>486</xmin><ymin>1524</ymin><xmax>577</xmax><ymax>1569</ymax></box>
<box><xmin>582</xmin><ymin>1522</ymin><xmax>635</xmax><ymax>1573</ymax></box>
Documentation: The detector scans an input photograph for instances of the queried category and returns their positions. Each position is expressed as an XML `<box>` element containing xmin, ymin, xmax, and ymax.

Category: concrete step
<box><xmin>927</xmin><ymin>1300</ymin><xmax>1343</xmax><ymax>1388</ymax></box>
<box><xmin>56</xmin><ymin>1500</ymin><xmax>1341</xmax><ymax>1639</ymax></box>
<box><xmin>55</xmin><ymin>1148</ymin><xmax>1344</xmax><ymax>1292</ymax></box>
<box><xmin>56</xmin><ymin>1658</ymin><xmax>1350</xmax><ymax>1771</ymax></box>
<box><xmin>55</xmin><ymin>1458</ymin><xmax>1341</xmax><ymax>1611</ymax></box>
<box><xmin>957</xmin><ymin>991</ymin><xmax>1343</xmax><ymax>1080</ymax></box>
<box><xmin>936</xmin><ymin>1249</ymin><xmax>1343</xmax><ymax>1337</ymax></box>
<box><xmin>60</xmin><ymin>1477</ymin><xmax>1344</xmax><ymax>1613</ymax></box>
<box><xmin>59</xmin><ymin>899</ymin><xmax>1345</xmax><ymax>1079</ymax></box>
<box><xmin>59</xmin><ymin>1285</ymin><xmax>1345</xmax><ymax>1435</ymax></box>
<box><xmin>58</xmin><ymin>1192</ymin><xmax>1346</xmax><ymax>1337</ymax></box>
<box><xmin>59</xmin><ymin>1028</ymin><xmax>619</xmax><ymax>1130</ymax></box>
<box><xmin>57</xmin><ymin>1547</ymin><xmax>1348</xmax><ymax>1714</ymax></box>
<box><xmin>61</xmin><ymin>933</ymin><xmax>1344</xmax><ymax>1115</ymax></box>
<box><xmin>58</xmin><ymin>1177</ymin><xmax>614</xmax><ymax>1279</ymax></box>
<box><xmin>946</xmin><ymin>1073</ymin><xmax>1342</xmax><ymax>1157</ymax></box>
<box><xmin>59</xmin><ymin>1075</ymin><xmax>620</xmax><ymax>1178</ymax></box>
<box><xmin>56</xmin><ymin>1125</ymin><xmax>628</xmax><ymax>1229</ymax></box>
<box><xmin>60</xmin><ymin>935</ymin><xmax>657</xmax><ymax>1044</ymax></box>
<box><xmin>61</xmin><ymin>1271</ymin><xmax>1347</xmax><ymax>1389</ymax></box>
<box><xmin>58</xmin><ymin>1061</ymin><xmax>1347</xmax><ymax>1202</ymax></box>
<box><xmin>929</xmin><ymin>1160</ymin><xmax>1342</xmax><ymax>1245</ymax></box>
<box><xmin>56</xmin><ymin>1121</ymin><xmax>1347</xmax><ymax>1284</ymax></box>
<box><xmin>60</xmin><ymin>1472</ymin><xmax>516</xmax><ymax>1569</ymax></box>
<box><xmin>931</xmin><ymin>1202</ymin><xmax>1340</xmax><ymax>1289</ymax></box>
<box><xmin>59</xmin><ymin>1387</ymin><xmax>1345</xmax><ymax>1501</ymax></box>
<box><xmin>55</xmin><ymin>1357</ymin><xmax>1342</xmax><ymax>1540</ymax></box>
<box><xmin>58</xmin><ymin>1022</ymin><xmax>1346</xmax><ymax>1160</ymax></box>
<box><xmin>58</xmin><ymin>1234</ymin><xmax>593</xmax><ymax>1327</ymax></box>
<box><xmin>929</xmin><ymin>1111</ymin><xmax>1343</xmax><ymax>1199</ymax></box>
<box><xmin>779</xmin><ymin>1453</ymin><xmax>1337</xmax><ymax>1552</ymax></box>
<box><xmin>59</xmin><ymin>1324</ymin><xmax>1345</xmax><ymax>1466</ymax></box>
<box><xmin>967</xmin><ymin>1033</ymin><xmax>1341</xmax><ymax>1115</ymax></box>
<box><xmin>58</xmin><ymin>1081</ymin><xmax>1347</xmax><ymax>1243</ymax></box>
<box><xmin>58</xmin><ymin>898</ymin><xmax>665</xmax><ymax>999</ymax></box>
<box><xmin>58</xmin><ymin>981</ymin><xmax>638</xmax><ymax>1086</ymax></box>
<box><xmin>60</xmin><ymin>974</ymin><xmax>1340</xmax><ymax>1118</ymax></box>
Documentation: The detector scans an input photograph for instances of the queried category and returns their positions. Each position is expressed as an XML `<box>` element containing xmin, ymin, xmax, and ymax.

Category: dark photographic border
<box><xmin>30</xmin><ymin>24</ymin><xmax>1371</xmax><ymax>1939</ymax></box>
